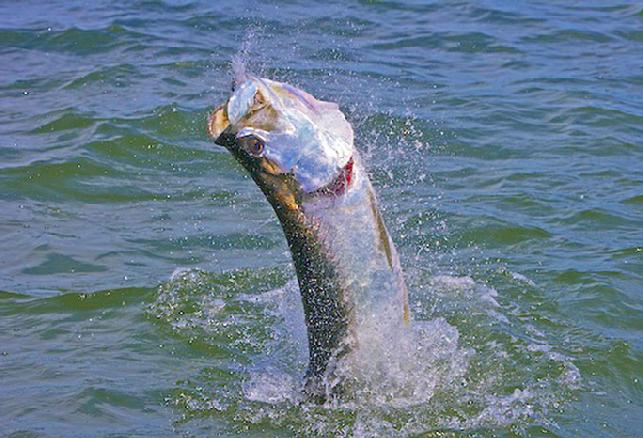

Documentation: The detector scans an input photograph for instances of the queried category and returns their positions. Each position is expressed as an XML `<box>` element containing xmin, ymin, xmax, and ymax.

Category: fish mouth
<box><xmin>207</xmin><ymin>103</ymin><xmax>235</xmax><ymax>148</ymax></box>
<box><xmin>208</xmin><ymin>99</ymin><xmax>291</xmax><ymax>182</ymax></box>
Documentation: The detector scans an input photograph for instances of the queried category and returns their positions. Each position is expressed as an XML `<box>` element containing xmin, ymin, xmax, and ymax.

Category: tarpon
<box><xmin>208</xmin><ymin>76</ymin><xmax>409</xmax><ymax>400</ymax></box>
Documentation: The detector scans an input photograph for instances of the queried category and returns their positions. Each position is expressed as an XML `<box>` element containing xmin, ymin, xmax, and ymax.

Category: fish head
<box><xmin>208</xmin><ymin>77</ymin><xmax>354</xmax><ymax>210</ymax></box>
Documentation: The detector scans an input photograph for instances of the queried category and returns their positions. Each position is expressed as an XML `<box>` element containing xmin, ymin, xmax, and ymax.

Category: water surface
<box><xmin>1</xmin><ymin>1</ymin><xmax>642</xmax><ymax>436</ymax></box>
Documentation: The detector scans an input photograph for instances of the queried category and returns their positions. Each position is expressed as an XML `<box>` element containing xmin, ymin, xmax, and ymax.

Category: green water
<box><xmin>1</xmin><ymin>1</ymin><xmax>642</xmax><ymax>436</ymax></box>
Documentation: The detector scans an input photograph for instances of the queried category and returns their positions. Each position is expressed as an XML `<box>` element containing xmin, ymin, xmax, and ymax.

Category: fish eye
<box><xmin>239</xmin><ymin>135</ymin><xmax>265</xmax><ymax>157</ymax></box>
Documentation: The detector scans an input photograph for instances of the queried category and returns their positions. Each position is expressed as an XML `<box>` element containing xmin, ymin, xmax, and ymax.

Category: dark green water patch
<box><xmin>63</xmin><ymin>63</ymin><xmax>145</xmax><ymax>90</ymax></box>
<box><xmin>30</xmin><ymin>110</ymin><xmax>96</xmax><ymax>134</ymax></box>
<box><xmin>22</xmin><ymin>253</ymin><xmax>107</xmax><ymax>275</ymax></box>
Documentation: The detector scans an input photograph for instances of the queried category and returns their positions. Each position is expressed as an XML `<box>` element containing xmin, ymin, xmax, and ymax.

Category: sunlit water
<box><xmin>1</xmin><ymin>1</ymin><xmax>641</xmax><ymax>437</ymax></box>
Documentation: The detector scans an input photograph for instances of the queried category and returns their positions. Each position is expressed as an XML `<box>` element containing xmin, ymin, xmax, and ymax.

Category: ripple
<box><xmin>457</xmin><ymin>222</ymin><xmax>551</xmax><ymax>247</ymax></box>
<box><xmin>466</xmin><ymin>6</ymin><xmax>546</xmax><ymax>25</ymax></box>
<box><xmin>127</xmin><ymin>233</ymin><xmax>279</xmax><ymax>253</ymax></box>
<box><xmin>522</xmin><ymin>29</ymin><xmax>615</xmax><ymax>44</ymax></box>
<box><xmin>559</xmin><ymin>208</ymin><xmax>638</xmax><ymax>228</ymax></box>
<box><xmin>22</xmin><ymin>253</ymin><xmax>107</xmax><ymax>275</ymax></box>
<box><xmin>30</xmin><ymin>110</ymin><xmax>97</xmax><ymax>134</ymax></box>
<box><xmin>63</xmin><ymin>63</ymin><xmax>145</xmax><ymax>89</ymax></box>
<box><xmin>622</xmin><ymin>194</ymin><xmax>643</xmax><ymax>205</ymax></box>
<box><xmin>369</xmin><ymin>31</ymin><xmax>520</xmax><ymax>54</ymax></box>
<box><xmin>0</xmin><ymin>156</ymin><xmax>152</xmax><ymax>202</ymax></box>
<box><xmin>32</xmin><ymin>25</ymin><xmax>152</xmax><ymax>55</ymax></box>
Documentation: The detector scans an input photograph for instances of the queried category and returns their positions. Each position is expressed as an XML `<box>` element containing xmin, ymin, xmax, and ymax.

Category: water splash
<box><xmin>230</xmin><ymin>26</ymin><xmax>265</xmax><ymax>88</ymax></box>
<box><xmin>231</xmin><ymin>53</ymin><xmax>248</xmax><ymax>88</ymax></box>
<box><xmin>150</xmin><ymin>267</ymin><xmax>579</xmax><ymax>435</ymax></box>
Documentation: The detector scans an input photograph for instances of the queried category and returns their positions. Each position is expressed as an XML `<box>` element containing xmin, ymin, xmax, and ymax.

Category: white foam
<box><xmin>338</xmin><ymin>316</ymin><xmax>471</xmax><ymax>408</ymax></box>
<box><xmin>511</xmin><ymin>271</ymin><xmax>536</xmax><ymax>286</ymax></box>
<box><xmin>170</xmin><ymin>266</ymin><xmax>195</xmax><ymax>281</ymax></box>
<box><xmin>243</xmin><ymin>369</ymin><xmax>301</xmax><ymax>404</ymax></box>
<box><xmin>427</xmin><ymin>274</ymin><xmax>503</xmax><ymax>312</ymax></box>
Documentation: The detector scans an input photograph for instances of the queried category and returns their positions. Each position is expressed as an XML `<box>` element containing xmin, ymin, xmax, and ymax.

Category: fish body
<box><xmin>208</xmin><ymin>77</ymin><xmax>408</xmax><ymax>399</ymax></box>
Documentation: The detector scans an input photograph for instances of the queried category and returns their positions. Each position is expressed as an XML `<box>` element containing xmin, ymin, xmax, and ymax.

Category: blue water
<box><xmin>1</xmin><ymin>1</ymin><xmax>641</xmax><ymax>436</ymax></box>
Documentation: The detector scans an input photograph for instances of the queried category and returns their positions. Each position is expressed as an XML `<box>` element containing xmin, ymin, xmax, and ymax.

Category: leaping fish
<box><xmin>208</xmin><ymin>76</ymin><xmax>409</xmax><ymax>400</ymax></box>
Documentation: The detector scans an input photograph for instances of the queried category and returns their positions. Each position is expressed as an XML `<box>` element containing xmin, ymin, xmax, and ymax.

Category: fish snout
<box><xmin>208</xmin><ymin>103</ymin><xmax>235</xmax><ymax>148</ymax></box>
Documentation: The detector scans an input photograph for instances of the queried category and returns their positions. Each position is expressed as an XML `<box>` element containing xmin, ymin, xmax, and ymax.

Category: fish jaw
<box><xmin>208</xmin><ymin>103</ymin><xmax>236</xmax><ymax>148</ymax></box>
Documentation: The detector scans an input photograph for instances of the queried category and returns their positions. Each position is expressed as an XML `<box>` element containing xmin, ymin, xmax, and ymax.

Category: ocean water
<box><xmin>1</xmin><ymin>1</ymin><xmax>642</xmax><ymax>436</ymax></box>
